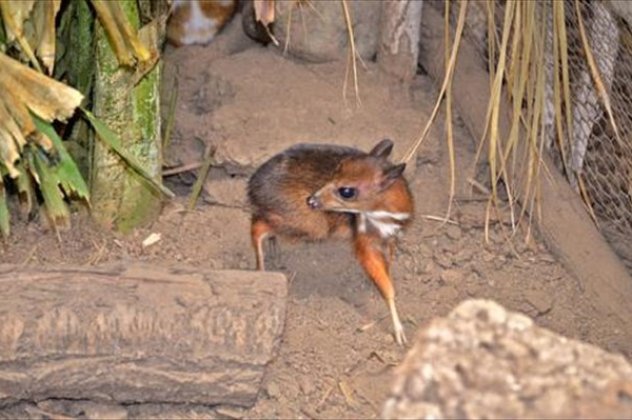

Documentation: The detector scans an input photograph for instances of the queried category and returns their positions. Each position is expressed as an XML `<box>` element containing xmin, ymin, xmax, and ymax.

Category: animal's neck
<box><xmin>357</xmin><ymin>210</ymin><xmax>410</xmax><ymax>239</ymax></box>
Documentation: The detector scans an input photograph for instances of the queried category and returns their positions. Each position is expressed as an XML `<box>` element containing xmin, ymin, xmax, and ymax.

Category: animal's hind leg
<box><xmin>251</xmin><ymin>218</ymin><xmax>273</xmax><ymax>271</ymax></box>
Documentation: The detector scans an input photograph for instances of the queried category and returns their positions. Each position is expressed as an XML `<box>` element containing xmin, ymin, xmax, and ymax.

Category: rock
<box><xmin>298</xmin><ymin>376</ymin><xmax>316</xmax><ymax>395</ymax></box>
<box><xmin>203</xmin><ymin>175</ymin><xmax>248</xmax><ymax>207</ymax></box>
<box><xmin>433</xmin><ymin>252</ymin><xmax>453</xmax><ymax>269</ymax></box>
<box><xmin>439</xmin><ymin>269</ymin><xmax>464</xmax><ymax>285</ymax></box>
<box><xmin>445</xmin><ymin>225</ymin><xmax>462</xmax><ymax>240</ymax></box>
<box><xmin>266</xmin><ymin>381</ymin><xmax>281</xmax><ymax>400</ymax></box>
<box><xmin>421</xmin><ymin>260</ymin><xmax>437</xmax><ymax>275</ymax></box>
<box><xmin>417</xmin><ymin>243</ymin><xmax>434</xmax><ymax>258</ymax></box>
<box><xmin>453</xmin><ymin>247</ymin><xmax>473</xmax><ymax>263</ymax></box>
<box><xmin>523</xmin><ymin>288</ymin><xmax>554</xmax><ymax>315</ymax></box>
<box><xmin>273</xmin><ymin>1</ymin><xmax>381</xmax><ymax>63</ymax></box>
<box><xmin>383</xmin><ymin>299</ymin><xmax>632</xmax><ymax>419</ymax></box>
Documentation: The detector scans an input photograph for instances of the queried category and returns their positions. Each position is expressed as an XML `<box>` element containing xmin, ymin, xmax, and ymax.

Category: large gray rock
<box><xmin>273</xmin><ymin>0</ymin><xmax>381</xmax><ymax>63</ymax></box>
<box><xmin>383</xmin><ymin>299</ymin><xmax>632</xmax><ymax>419</ymax></box>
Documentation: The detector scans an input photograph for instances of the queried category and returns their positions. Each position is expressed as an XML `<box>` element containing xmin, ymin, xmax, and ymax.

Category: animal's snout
<box><xmin>307</xmin><ymin>194</ymin><xmax>321</xmax><ymax>209</ymax></box>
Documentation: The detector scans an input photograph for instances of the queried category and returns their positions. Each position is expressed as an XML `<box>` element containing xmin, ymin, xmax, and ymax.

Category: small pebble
<box><xmin>523</xmin><ymin>289</ymin><xmax>554</xmax><ymax>315</ymax></box>
<box><xmin>446</xmin><ymin>225</ymin><xmax>462</xmax><ymax>240</ymax></box>
<box><xmin>266</xmin><ymin>381</ymin><xmax>281</xmax><ymax>399</ymax></box>
<box><xmin>440</xmin><ymin>269</ymin><xmax>464</xmax><ymax>285</ymax></box>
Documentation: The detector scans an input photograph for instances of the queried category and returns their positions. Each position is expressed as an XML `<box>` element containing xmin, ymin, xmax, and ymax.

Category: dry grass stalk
<box><xmin>402</xmin><ymin>0</ymin><xmax>468</xmax><ymax>225</ymax></box>
<box><xmin>341</xmin><ymin>0</ymin><xmax>361</xmax><ymax>106</ymax></box>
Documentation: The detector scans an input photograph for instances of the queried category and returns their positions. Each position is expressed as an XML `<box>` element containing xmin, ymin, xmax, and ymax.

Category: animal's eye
<box><xmin>337</xmin><ymin>187</ymin><xmax>357</xmax><ymax>200</ymax></box>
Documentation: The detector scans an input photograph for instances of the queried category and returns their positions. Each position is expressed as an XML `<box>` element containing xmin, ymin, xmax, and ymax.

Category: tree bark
<box><xmin>91</xmin><ymin>1</ymin><xmax>163</xmax><ymax>232</ymax></box>
<box><xmin>377</xmin><ymin>0</ymin><xmax>424</xmax><ymax>83</ymax></box>
<box><xmin>0</xmin><ymin>264</ymin><xmax>287</xmax><ymax>407</ymax></box>
<box><xmin>418</xmin><ymin>5</ymin><xmax>632</xmax><ymax>357</ymax></box>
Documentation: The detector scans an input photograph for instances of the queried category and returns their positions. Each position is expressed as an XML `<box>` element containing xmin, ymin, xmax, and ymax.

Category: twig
<box><xmin>315</xmin><ymin>381</ymin><xmax>335</xmax><ymax>411</ymax></box>
<box><xmin>162</xmin><ymin>76</ymin><xmax>179</xmax><ymax>153</ymax></box>
<box><xmin>21</xmin><ymin>244</ymin><xmax>39</xmax><ymax>266</ymax></box>
<box><xmin>467</xmin><ymin>177</ymin><xmax>492</xmax><ymax>195</ymax></box>
<box><xmin>338</xmin><ymin>379</ymin><xmax>357</xmax><ymax>407</ymax></box>
<box><xmin>421</xmin><ymin>214</ymin><xmax>459</xmax><ymax>225</ymax></box>
<box><xmin>187</xmin><ymin>146</ymin><xmax>215</xmax><ymax>210</ymax></box>
<box><xmin>163</xmin><ymin>161</ymin><xmax>203</xmax><ymax>176</ymax></box>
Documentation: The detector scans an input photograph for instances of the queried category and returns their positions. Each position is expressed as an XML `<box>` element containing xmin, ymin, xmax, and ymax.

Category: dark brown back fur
<box><xmin>248</xmin><ymin>144</ymin><xmax>364</xmax><ymax>239</ymax></box>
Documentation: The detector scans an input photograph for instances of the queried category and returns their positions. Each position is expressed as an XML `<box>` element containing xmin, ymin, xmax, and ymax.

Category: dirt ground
<box><xmin>2</xmin><ymin>19</ymin><xmax>632</xmax><ymax>420</ymax></box>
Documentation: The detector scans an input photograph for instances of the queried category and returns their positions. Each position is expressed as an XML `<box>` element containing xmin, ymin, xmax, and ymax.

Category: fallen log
<box><xmin>0</xmin><ymin>264</ymin><xmax>287</xmax><ymax>407</ymax></box>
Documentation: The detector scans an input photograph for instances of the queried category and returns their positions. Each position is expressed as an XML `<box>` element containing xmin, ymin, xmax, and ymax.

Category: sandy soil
<box><xmin>1</xmin><ymin>20</ymin><xmax>631</xmax><ymax>419</ymax></box>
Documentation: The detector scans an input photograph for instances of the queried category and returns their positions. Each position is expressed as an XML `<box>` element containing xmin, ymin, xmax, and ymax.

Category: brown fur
<box><xmin>247</xmin><ymin>140</ymin><xmax>413</xmax><ymax>344</ymax></box>
<box><xmin>167</xmin><ymin>0</ymin><xmax>237</xmax><ymax>46</ymax></box>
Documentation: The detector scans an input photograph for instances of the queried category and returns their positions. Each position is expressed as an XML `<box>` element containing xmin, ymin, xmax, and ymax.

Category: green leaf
<box><xmin>32</xmin><ymin>114</ymin><xmax>90</xmax><ymax>201</ymax></box>
<box><xmin>0</xmin><ymin>178</ymin><xmax>10</xmax><ymax>238</ymax></box>
<box><xmin>81</xmin><ymin>107</ymin><xmax>174</xmax><ymax>198</ymax></box>
<box><xmin>14</xmin><ymin>160</ymin><xmax>34</xmax><ymax>216</ymax></box>
<box><xmin>30</xmin><ymin>149</ymin><xmax>70</xmax><ymax>230</ymax></box>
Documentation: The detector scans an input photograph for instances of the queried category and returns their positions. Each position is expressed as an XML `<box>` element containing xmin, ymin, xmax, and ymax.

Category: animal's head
<box><xmin>306</xmin><ymin>139</ymin><xmax>406</xmax><ymax>213</ymax></box>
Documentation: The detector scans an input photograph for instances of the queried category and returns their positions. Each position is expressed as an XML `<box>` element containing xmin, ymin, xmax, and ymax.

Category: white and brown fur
<box><xmin>167</xmin><ymin>0</ymin><xmax>237</xmax><ymax>46</ymax></box>
<box><xmin>248</xmin><ymin>139</ymin><xmax>414</xmax><ymax>344</ymax></box>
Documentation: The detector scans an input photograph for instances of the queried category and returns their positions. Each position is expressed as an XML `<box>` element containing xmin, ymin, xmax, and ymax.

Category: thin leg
<box><xmin>354</xmin><ymin>234</ymin><xmax>407</xmax><ymax>345</ymax></box>
<box><xmin>251</xmin><ymin>218</ymin><xmax>272</xmax><ymax>271</ymax></box>
<box><xmin>387</xmin><ymin>240</ymin><xmax>396</xmax><ymax>266</ymax></box>
<box><xmin>269</xmin><ymin>236</ymin><xmax>283</xmax><ymax>268</ymax></box>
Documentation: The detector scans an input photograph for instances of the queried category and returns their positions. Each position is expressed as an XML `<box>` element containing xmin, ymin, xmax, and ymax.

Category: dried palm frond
<box><xmin>0</xmin><ymin>52</ymin><xmax>85</xmax><ymax>235</ymax></box>
<box><xmin>0</xmin><ymin>53</ymin><xmax>83</xmax><ymax>176</ymax></box>
<box><xmin>0</xmin><ymin>0</ymin><xmax>167</xmax><ymax>236</ymax></box>
<box><xmin>0</xmin><ymin>0</ymin><xmax>61</xmax><ymax>74</ymax></box>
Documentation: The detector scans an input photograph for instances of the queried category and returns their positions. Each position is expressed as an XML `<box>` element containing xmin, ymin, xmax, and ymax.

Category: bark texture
<box><xmin>377</xmin><ymin>0</ymin><xmax>423</xmax><ymax>83</ymax></box>
<box><xmin>0</xmin><ymin>264</ymin><xmax>287</xmax><ymax>407</ymax></box>
<box><xmin>92</xmin><ymin>1</ymin><xmax>163</xmax><ymax>232</ymax></box>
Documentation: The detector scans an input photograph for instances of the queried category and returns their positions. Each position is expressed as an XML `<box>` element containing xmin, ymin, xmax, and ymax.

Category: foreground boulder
<box><xmin>383</xmin><ymin>299</ymin><xmax>632</xmax><ymax>419</ymax></box>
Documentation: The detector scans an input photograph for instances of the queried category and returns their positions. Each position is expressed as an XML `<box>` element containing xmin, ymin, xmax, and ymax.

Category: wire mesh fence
<box><xmin>440</xmin><ymin>0</ymin><xmax>632</xmax><ymax>269</ymax></box>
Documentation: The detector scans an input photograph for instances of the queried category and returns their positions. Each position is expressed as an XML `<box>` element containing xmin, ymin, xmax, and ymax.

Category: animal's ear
<box><xmin>380</xmin><ymin>163</ymin><xmax>406</xmax><ymax>188</ymax></box>
<box><xmin>369</xmin><ymin>139</ymin><xmax>394</xmax><ymax>159</ymax></box>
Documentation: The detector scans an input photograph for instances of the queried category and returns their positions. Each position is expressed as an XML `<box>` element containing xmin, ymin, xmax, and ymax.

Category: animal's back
<box><xmin>248</xmin><ymin>144</ymin><xmax>363</xmax><ymax>239</ymax></box>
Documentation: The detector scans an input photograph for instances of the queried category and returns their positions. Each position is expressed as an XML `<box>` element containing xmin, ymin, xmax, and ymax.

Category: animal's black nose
<box><xmin>307</xmin><ymin>195</ymin><xmax>320</xmax><ymax>209</ymax></box>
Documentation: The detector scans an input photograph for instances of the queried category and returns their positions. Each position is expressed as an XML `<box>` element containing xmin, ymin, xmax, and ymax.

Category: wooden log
<box><xmin>0</xmin><ymin>264</ymin><xmax>287</xmax><ymax>407</ymax></box>
<box><xmin>418</xmin><ymin>5</ymin><xmax>632</xmax><ymax>356</ymax></box>
<box><xmin>377</xmin><ymin>0</ymin><xmax>424</xmax><ymax>83</ymax></box>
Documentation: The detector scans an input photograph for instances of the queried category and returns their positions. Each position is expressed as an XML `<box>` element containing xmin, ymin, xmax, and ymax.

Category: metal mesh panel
<box><xmin>439</xmin><ymin>0</ymin><xmax>632</xmax><ymax>268</ymax></box>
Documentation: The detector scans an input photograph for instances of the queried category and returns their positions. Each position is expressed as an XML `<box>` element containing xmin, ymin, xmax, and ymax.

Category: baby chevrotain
<box><xmin>247</xmin><ymin>139</ymin><xmax>413</xmax><ymax>344</ymax></box>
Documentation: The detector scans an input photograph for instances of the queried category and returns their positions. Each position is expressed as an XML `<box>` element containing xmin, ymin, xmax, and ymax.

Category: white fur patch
<box><xmin>322</xmin><ymin>207</ymin><xmax>410</xmax><ymax>238</ymax></box>
<box><xmin>358</xmin><ymin>213</ymin><xmax>367</xmax><ymax>233</ymax></box>
<box><xmin>365</xmin><ymin>215</ymin><xmax>403</xmax><ymax>238</ymax></box>
<box><xmin>363</xmin><ymin>211</ymin><xmax>410</xmax><ymax>238</ymax></box>
<box><xmin>366</xmin><ymin>210</ymin><xmax>410</xmax><ymax>221</ymax></box>
<box><xmin>181</xmin><ymin>0</ymin><xmax>219</xmax><ymax>45</ymax></box>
